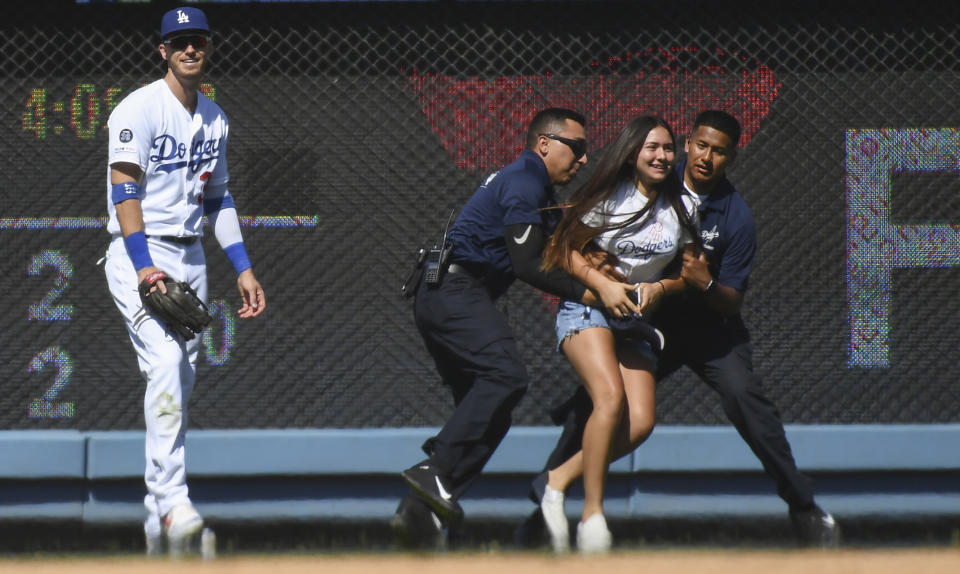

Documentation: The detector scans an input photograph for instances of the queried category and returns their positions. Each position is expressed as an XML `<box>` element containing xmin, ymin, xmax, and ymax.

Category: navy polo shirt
<box><xmin>447</xmin><ymin>149</ymin><xmax>561</xmax><ymax>289</ymax></box>
<box><xmin>677</xmin><ymin>160</ymin><xmax>756</xmax><ymax>293</ymax></box>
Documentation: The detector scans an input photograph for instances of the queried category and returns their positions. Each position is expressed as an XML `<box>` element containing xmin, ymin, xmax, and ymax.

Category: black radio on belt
<box><xmin>423</xmin><ymin>243</ymin><xmax>451</xmax><ymax>285</ymax></box>
<box><xmin>423</xmin><ymin>209</ymin><xmax>456</xmax><ymax>286</ymax></box>
<box><xmin>401</xmin><ymin>209</ymin><xmax>456</xmax><ymax>297</ymax></box>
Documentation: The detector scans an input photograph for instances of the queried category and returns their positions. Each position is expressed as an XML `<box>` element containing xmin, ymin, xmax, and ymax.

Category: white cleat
<box><xmin>163</xmin><ymin>504</ymin><xmax>204</xmax><ymax>557</ymax></box>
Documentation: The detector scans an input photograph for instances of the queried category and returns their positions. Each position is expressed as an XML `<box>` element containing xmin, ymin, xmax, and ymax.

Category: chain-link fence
<box><xmin>1</xmin><ymin>0</ymin><xmax>958</xmax><ymax>430</ymax></box>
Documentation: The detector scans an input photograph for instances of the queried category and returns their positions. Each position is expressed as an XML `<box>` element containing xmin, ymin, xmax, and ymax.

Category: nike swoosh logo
<box><xmin>513</xmin><ymin>225</ymin><xmax>532</xmax><ymax>244</ymax></box>
<box><xmin>434</xmin><ymin>476</ymin><xmax>453</xmax><ymax>501</ymax></box>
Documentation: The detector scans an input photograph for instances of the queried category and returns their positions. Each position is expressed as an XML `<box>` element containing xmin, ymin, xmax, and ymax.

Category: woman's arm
<box><xmin>632</xmin><ymin>243</ymin><xmax>695</xmax><ymax>313</ymax></box>
<box><xmin>568</xmin><ymin>249</ymin><xmax>641</xmax><ymax>317</ymax></box>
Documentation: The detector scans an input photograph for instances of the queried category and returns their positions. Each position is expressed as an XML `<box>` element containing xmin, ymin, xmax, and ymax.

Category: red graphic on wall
<box><xmin>408</xmin><ymin>49</ymin><xmax>781</xmax><ymax>171</ymax></box>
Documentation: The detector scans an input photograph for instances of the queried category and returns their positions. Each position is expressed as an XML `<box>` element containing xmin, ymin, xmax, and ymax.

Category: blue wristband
<box><xmin>224</xmin><ymin>242</ymin><xmax>252</xmax><ymax>274</ymax></box>
<box><xmin>111</xmin><ymin>181</ymin><xmax>141</xmax><ymax>205</ymax></box>
<box><xmin>123</xmin><ymin>231</ymin><xmax>154</xmax><ymax>270</ymax></box>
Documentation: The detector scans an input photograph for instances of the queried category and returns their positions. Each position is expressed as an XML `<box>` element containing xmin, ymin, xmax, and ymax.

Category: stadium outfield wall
<box><xmin>1</xmin><ymin>426</ymin><xmax>958</xmax><ymax>525</ymax></box>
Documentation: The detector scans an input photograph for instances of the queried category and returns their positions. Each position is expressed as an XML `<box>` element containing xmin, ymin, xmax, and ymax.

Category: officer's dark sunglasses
<box><xmin>540</xmin><ymin>133</ymin><xmax>587</xmax><ymax>160</ymax></box>
<box><xmin>164</xmin><ymin>34</ymin><xmax>210</xmax><ymax>51</ymax></box>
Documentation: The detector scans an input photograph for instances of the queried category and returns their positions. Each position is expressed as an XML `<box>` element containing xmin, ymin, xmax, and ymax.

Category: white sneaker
<box><xmin>576</xmin><ymin>513</ymin><xmax>612</xmax><ymax>554</ymax></box>
<box><xmin>540</xmin><ymin>486</ymin><xmax>569</xmax><ymax>553</ymax></box>
<box><xmin>163</xmin><ymin>504</ymin><xmax>204</xmax><ymax>556</ymax></box>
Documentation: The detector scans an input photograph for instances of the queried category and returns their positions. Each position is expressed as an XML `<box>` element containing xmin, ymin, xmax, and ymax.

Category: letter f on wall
<box><xmin>845</xmin><ymin>128</ymin><xmax>960</xmax><ymax>368</ymax></box>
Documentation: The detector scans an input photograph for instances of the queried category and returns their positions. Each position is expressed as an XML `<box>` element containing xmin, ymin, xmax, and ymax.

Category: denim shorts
<box><xmin>554</xmin><ymin>300</ymin><xmax>656</xmax><ymax>362</ymax></box>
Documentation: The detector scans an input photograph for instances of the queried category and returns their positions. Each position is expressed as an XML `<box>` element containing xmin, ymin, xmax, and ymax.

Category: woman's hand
<box><xmin>594</xmin><ymin>277</ymin><xmax>642</xmax><ymax>317</ymax></box>
<box><xmin>572</xmin><ymin>247</ymin><xmax>641</xmax><ymax>316</ymax></box>
<box><xmin>570</xmin><ymin>249</ymin><xmax>640</xmax><ymax>316</ymax></box>
<box><xmin>636</xmin><ymin>281</ymin><xmax>666</xmax><ymax>314</ymax></box>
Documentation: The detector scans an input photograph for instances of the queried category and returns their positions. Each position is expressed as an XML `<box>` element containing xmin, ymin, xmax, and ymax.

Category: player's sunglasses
<box><xmin>540</xmin><ymin>133</ymin><xmax>587</xmax><ymax>160</ymax></box>
<box><xmin>163</xmin><ymin>35</ymin><xmax>210</xmax><ymax>51</ymax></box>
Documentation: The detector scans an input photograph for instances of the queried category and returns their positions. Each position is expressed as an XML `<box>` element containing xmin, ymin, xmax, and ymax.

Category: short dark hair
<box><xmin>526</xmin><ymin>108</ymin><xmax>586</xmax><ymax>149</ymax></box>
<box><xmin>692</xmin><ymin>110</ymin><xmax>741</xmax><ymax>146</ymax></box>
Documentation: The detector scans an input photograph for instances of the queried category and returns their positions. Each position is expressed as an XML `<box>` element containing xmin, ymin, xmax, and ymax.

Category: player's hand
<box><xmin>681</xmin><ymin>249</ymin><xmax>712</xmax><ymax>291</ymax></box>
<box><xmin>236</xmin><ymin>269</ymin><xmax>266</xmax><ymax>318</ymax></box>
<box><xmin>137</xmin><ymin>266</ymin><xmax>167</xmax><ymax>294</ymax></box>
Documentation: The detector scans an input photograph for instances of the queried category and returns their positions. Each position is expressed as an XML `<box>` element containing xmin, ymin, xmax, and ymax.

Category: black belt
<box><xmin>446</xmin><ymin>262</ymin><xmax>508</xmax><ymax>299</ymax></box>
<box><xmin>447</xmin><ymin>262</ymin><xmax>490</xmax><ymax>279</ymax></box>
<box><xmin>145</xmin><ymin>234</ymin><xmax>199</xmax><ymax>246</ymax></box>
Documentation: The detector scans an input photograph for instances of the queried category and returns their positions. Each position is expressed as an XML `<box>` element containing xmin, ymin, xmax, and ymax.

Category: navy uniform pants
<box><xmin>545</xmin><ymin>302</ymin><xmax>815</xmax><ymax>510</ymax></box>
<box><xmin>415</xmin><ymin>270</ymin><xmax>528</xmax><ymax>500</ymax></box>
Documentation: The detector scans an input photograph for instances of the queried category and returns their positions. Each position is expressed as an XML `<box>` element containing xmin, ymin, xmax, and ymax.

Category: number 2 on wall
<box><xmin>27</xmin><ymin>250</ymin><xmax>74</xmax><ymax>321</ymax></box>
<box><xmin>27</xmin><ymin>346</ymin><xmax>75</xmax><ymax>419</ymax></box>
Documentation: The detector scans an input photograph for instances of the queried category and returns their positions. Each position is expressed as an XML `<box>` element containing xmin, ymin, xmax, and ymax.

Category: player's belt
<box><xmin>145</xmin><ymin>234</ymin><xmax>199</xmax><ymax>246</ymax></box>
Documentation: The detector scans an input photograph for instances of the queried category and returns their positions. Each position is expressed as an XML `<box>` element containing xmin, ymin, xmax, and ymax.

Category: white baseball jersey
<box><xmin>106</xmin><ymin>79</ymin><xmax>229</xmax><ymax>237</ymax></box>
<box><xmin>582</xmin><ymin>180</ymin><xmax>699</xmax><ymax>284</ymax></box>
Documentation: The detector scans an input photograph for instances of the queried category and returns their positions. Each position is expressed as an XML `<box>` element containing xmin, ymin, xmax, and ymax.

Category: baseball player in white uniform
<box><xmin>103</xmin><ymin>6</ymin><xmax>266</xmax><ymax>554</ymax></box>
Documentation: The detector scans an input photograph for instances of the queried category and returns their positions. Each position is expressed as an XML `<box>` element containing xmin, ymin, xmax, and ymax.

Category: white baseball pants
<box><xmin>104</xmin><ymin>235</ymin><xmax>207</xmax><ymax>519</ymax></box>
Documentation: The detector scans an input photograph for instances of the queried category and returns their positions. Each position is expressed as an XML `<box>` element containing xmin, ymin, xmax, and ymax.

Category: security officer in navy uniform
<box><xmin>522</xmin><ymin>110</ymin><xmax>840</xmax><ymax>548</ymax></box>
<box><xmin>394</xmin><ymin>108</ymin><xmax>641</xmax><ymax>548</ymax></box>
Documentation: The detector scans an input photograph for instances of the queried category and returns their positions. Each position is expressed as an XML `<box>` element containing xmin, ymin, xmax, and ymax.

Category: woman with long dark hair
<box><xmin>538</xmin><ymin>115</ymin><xmax>699</xmax><ymax>553</ymax></box>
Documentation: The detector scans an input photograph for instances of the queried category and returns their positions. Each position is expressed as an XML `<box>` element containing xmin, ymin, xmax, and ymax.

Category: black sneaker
<box><xmin>401</xmin><ymin>460</ymin><xmax>464</xmax><ymax>524</ymax></box>
<box><xmin>790</xmin><ymin>505</ymin><xmax>840</xmax><ymax>548</ymax></box>
<box><xmin>390</xmin><ymin>495</ymin><xmax>447</xmax><ymax>550</ymax></box>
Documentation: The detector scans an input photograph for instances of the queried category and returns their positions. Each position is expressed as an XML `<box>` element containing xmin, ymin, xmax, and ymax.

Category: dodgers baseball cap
<box><xmin>161</xmin><ymin>7</ymin><xmax>210</xmax><ymax>40</ymax></box>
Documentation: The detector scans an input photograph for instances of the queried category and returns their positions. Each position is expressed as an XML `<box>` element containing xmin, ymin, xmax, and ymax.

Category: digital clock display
<box><xmin>21</xmin><ymin>83</ymin><xmax>216</xmax><ymax>140</ymax></box>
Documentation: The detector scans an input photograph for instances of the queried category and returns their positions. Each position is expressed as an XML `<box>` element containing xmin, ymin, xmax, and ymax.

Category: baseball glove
<box><xmin>138</xmin><ymin>271</ymin><xmax>212</xmax><ymax>340</ymax></box>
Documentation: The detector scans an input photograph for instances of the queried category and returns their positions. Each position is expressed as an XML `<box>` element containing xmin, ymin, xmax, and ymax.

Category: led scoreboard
<box><xmin>4</xmin><ymin>1</ymin><xmax>960</xmax><ymax>433</ymax></box>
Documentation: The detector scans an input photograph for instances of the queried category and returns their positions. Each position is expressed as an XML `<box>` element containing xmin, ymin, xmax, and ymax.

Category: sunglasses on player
<box><xmin>163</xmin><ymin>35</ymin><xmax>210</xmax><ymax>51</ymax></box>
<box><xmin>540</xmin><ymin>133</ymin><xmax>587</xmax><ymax>160</ymax></box>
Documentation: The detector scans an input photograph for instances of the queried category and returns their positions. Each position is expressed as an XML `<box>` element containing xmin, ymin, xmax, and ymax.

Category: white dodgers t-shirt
<box><xmin>582</xmin><ymin>180</ymin><xmax>700</xmax><ymax>284</ymax></box>
<box><xmin>106</xmin><ymin>79</ymin><xmax>229</xmax><ymax>237</ymax></box>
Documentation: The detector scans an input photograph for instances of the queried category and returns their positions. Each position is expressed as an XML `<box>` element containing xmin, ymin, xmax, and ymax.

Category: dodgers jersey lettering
<box><xmin>106</xmin><ymin>79</ymin><xmax>230</xmax><ymax>237</ymax></box>
<box><xmin>582</xmin><ymin>180</ymin><xmax>699</xmax><ymax>284</ymax></box>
